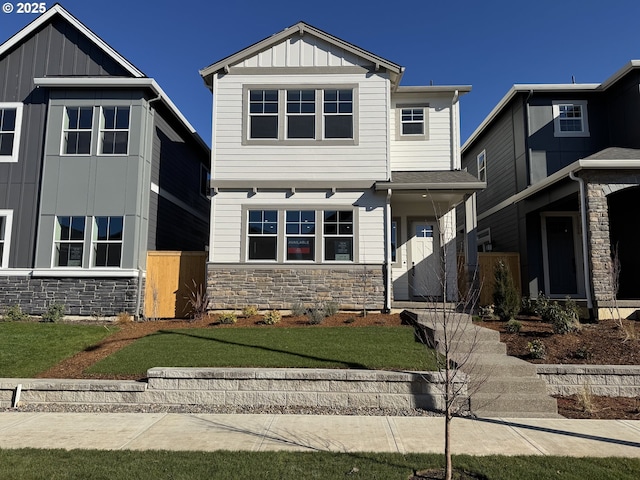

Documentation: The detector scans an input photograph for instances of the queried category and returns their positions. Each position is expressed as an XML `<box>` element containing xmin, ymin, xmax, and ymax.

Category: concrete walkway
<box><xmin>1</xmin><ymin>412</ymin><xmax>639</xmax><ymax>457</ymax></box>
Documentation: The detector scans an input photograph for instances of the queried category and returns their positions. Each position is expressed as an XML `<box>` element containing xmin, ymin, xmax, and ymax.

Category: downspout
<box><xmin>135</xmin><ymin>93</ymin><xmax>162</xmax><ymax>319</ymax></box>
<box><xmin>569</xmin><ymin>170</ymin><xmax>593</xmax><ymax>311</ymax></box>
<box><xmin>385</xmin><ymin>188</ymin><xmax>392</xmax><ymax>313</ymax></box>
<box><xmin>450</xmin><ymin>90</ymin><xmax>460</xmax><ymax>170</ymax></box>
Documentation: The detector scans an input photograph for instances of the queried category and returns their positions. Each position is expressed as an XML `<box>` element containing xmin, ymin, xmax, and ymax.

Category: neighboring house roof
<box><xmin>375</xmin><ymin>170</ymin><xmax>485</xmax><ymax>192</ymax></box>
<box><xmin>0</xmin><ymin>4</ymin><xmax>209</xmax><ymax>153</ymax></box>
<box><xmin>583</xmin><ymin>146</ymin><xmax>640</xmax><ymax>160</ymax></box>
<box><xmin>200</xmin><ymin>21</ymin><xmax>405</xmax><ymax>90</ymax></box>
<box><xmin>0</xmin><ymin>3</ymin><xmax>145</xmax><ymax>78</ymax></box>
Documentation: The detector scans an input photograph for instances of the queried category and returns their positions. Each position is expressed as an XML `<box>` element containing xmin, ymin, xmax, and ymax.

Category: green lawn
<box><xmin>0</xmin><ymin>322</ymin><xmax>114</xmax><ymax>377</ymax></box>
<box><xmin>87</xmin><ymin>326</ymin><xmax>437</xmax><ymax>376</ymax></box>
<box><xmin>0</xmin><ymin>450</ymin><xmax>638</xmax><ymax>480</ymax></box>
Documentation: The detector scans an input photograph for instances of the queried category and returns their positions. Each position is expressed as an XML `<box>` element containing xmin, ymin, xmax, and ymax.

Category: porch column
<box><xmin>384</xmin><ymin>189</ymin><xmax>392</xmax><ymax>312</ymax></box>
<box><xmin>463</xmin><ymin>193</ymin><xmax>479</xmax><ymax>300</ymax></box>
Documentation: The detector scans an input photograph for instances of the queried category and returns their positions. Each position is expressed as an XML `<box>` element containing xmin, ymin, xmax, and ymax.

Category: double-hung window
<box><xmin>54</xmin><ymin>216</ymin><xmax>85</xmax><ymax>267</ymax></box>
<box><xmin>100</xmin><ymin>107</ymin><xmax>130</xmax><ymax>155</ymax></box>
<box><xmin>477</xmin><ymin>150</ymin><xmax>486</xmax><ymax>182</ymax></box>
<box><xmin>248</xmin><ymin>210</ymin><xmax>278</xmax><ymax>260</ymax></box>
<box><xmin>0</xmin><ymin>104</ymin><xmax>22</xmax><ymax>162</ymax></box>
<box><xmin>93</xmin><ymin>216</ymin><xmax>123</xmax><ymax>267</ymax></box>
<box><xmin>401</xmin><ymin>108</ymin><xmax>424</xmax><ymax>135</ymax></box>
<box><xmin>323</xmin><ymin>89</ymin><xmax>353</xmax><ymax>139</ymax></box>
<box><xmin>286</xmin><ymin>210</ymin><xmax>315</xmax><ymax>261</ymax></box>
<box><xmin>63</xmin><ymin>107</ymin><xmax>93</xmax><ymax>155</ymax></box>
<box><xmin>323</xmin><ymin>210</ymin><xmax>353</xmax><ymax>261</ymax></box>
<box><xmin>553</xmin><ymin>100</ymin><xmax>589</xmax><ymax>137</ymax></box>
<box><xmin>249</xmin><ymin>90</ymin><xmax>279</xmax><ymax>139</ymax></box>
<box><xmin>286</xmin><ymin>90</ymin><xmax>315</xmax><ymax>139</ymax></box>
<box><xmin>0</xmin><ymin>210</ymin><xmax>13</xmax><ymax>268</ymax></box>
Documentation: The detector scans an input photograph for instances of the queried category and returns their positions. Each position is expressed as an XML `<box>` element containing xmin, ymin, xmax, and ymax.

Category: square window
<box><xmin>63</xmin><ymin>107</ymin><xmax>93</xmax><ymax>155</ymax></box>
<box><xmin>553</xmin><ymin>101</ymin><xmax>589</xmax><ymax>137</ymax></box>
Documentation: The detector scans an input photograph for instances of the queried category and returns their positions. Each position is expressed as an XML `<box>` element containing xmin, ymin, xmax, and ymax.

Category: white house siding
<box><xmin>390</xmin><ymin>94</ymin><xmax>453</xmax><ymax>171</ymax></box>
<box><xmin>210</xmin><ymin>190</ymin><xmax>384</xmax><ymax>264</ymax></box>
<box><xmin>213</xmin><ymin>73</ymin><xmax>389</xmax><ymax>181</ymax></box>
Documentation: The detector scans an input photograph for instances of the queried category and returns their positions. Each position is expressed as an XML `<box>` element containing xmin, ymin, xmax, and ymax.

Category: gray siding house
<box><xmin>0</xmin><ymin>5</ymin><xmax>209</xmax><ymax>317</ymax></box>
<box><xmin>461</xmin><ymin>61</ymin><xmax>640</xmax><ymax>319</ymax></box>
<box><xmin>200</xmin><ymin>22</ymin><xmax>482</xmax><ymax>312</ymax></box>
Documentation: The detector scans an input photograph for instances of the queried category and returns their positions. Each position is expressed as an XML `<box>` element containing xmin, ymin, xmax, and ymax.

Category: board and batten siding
<box><xmin>211</xmin><ymin>190</ymin><xmax>385</xmax><ymax>264</ymax></box>
<box><xmin>390</xmin><ymin>96</ymin><xmax>453</xmax><ymax>171</ymax></box>
<box><xmin>213</xmin><ymin>72</ymin><xmax>389</xmax><ymax>181</ymax></box>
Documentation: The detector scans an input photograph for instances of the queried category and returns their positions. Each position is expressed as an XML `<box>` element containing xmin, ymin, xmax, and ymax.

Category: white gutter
<box><xmin>569</xmin><ymin>171</ymin><xmax>593</xmax><ymax>309</ymax></box>
<box><xmin>385</xmin><ymin>189</ymin><xmax>392</xmax><ymax>312</ymax></box>
<box><xmin>478</xmin><ymin>159</ymin><xmax>640</xmax><ymax>222</ymax></box>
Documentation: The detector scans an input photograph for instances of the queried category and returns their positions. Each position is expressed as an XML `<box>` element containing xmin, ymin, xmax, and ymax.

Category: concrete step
<box><xmin>471</xmin><ymin>410</ymin><xmax>563</xmax><ymax>419</ymax></box>
<box><xmin>456</xmin><ymin>354</ymin><xmax>539</xmax><ymax>378</ymax></box>
<box><xmin>470</xmin><ymin>377</ymin><xmax>550</xmax><ymax>396</ymax></box>
<box><xmin>453</xmin><ymin>340</ymin><xmax>507</xmax><ymax>355</ymax></box>
<box><xmin>470</xmin><ymin>393</ymin><xmax>558</xmax><ymax>415</ymax></box>
<box><xmin>427</xmin><ymin>325</ymin><xmax>501</xmax><ymax>344</ymax></box>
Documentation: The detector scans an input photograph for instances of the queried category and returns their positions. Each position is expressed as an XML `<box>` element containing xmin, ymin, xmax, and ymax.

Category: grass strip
<box><xmin>87</xmin><ymin>326</ymin><xmax>437</xmax><ymax>376</ymax></box>
<box><xmin>0</xmin><ymin>449</ymin><xmax>638</xmax><ymax>480</ymax></box>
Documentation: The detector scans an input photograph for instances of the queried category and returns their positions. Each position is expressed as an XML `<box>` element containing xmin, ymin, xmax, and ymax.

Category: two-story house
<box><xmin>0</xmin><ymin>5</ymin><xmax>210</xmax><ymax>317</ymax></box>
<box><xmin>461</xmin><ymin>61</ymin><xmax>640</xmax><ymax>319</ymax></box>
<box><xmin>200</xmin><ymin>22</ymin><xmax>483</xmax><ymax>312</ymax></box>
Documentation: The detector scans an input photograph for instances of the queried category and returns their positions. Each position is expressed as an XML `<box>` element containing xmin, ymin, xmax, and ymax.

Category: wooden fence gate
<box><xmin>145</xmin><ymin>251</ymin><xmax>207</xmax><ymax>319</ymax></box>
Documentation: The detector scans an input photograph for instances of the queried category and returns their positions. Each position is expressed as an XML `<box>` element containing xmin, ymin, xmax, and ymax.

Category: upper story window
<box><xmin>244</xmin><ymin>86</ymin><xmax>357</xmax><ymax>144</ymax></box>
<box><xmin>395</xmin><ymin>104</ymin><xmax>428</xmax><ymax>141</ymax></box>
<box><xmin>63</xmin><ymin>107</ymin><xmax>93</xmax><ymax>155</ymax></box>
<box><xmin>0</xmin><ymin>210</ymin><xmax>13</xmax><ymax>268</ymax></box>
<box><xmin>0</xmin><ymin>104</ymin><xmax>23</xmax><ymax>163</ymax></box>
<box><xmin>323</xmin><ymin>89</ymin><xmax>353</xmax><ymax>139</ymax></box>
<box><xmin>477</xmin><ymin>150</ymin><xmax>486</xmax><ymax>182</ymax></box>
<box><xmin>287</xmin><ymin>90</ymin><xmax>315</xmax><ymax>139</ymax></box>
<box><xmin>249</xmin><ymin>90</ymin><xmax>279</xmax><ymax>139</ymax></box>
<box><xmin>100</xmin><ymin>107</ymin><xmax>130</xmax><ymax>155</ymax></box>
<box><xmin>553</xmin><ymin>100</ymin><xmax>589</xmax><ymax>137</ymax></box>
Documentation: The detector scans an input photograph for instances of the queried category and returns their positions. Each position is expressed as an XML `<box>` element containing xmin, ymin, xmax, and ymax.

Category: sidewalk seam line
<box><xmin>117</xmin><ymin>412</ymin><xmax>168</xmax><ymax>450</ymax></box>
<box><xmin>502</xmin><ymin>419</ymin><xmax>549</xmax><ymax>455</ymax></box>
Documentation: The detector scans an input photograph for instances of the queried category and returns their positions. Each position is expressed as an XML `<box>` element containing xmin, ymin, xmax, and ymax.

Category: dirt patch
<box><xmin>36</xmin><ymin>312</ymin><xmax>403</xmax><ymax>380</ymax></box>
<box><xmin>556</xmin><ymin>395</ymin><xmax>640</xmax><ymax>420</ymax></box>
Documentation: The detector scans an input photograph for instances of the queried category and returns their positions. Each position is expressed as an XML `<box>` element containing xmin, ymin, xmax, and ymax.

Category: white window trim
<box><xmin>477</xmin><ymin>150</ymin><xmax>486</xmax><ymax>182</ymax></box>
<box><xmin>285</xmin><ymin>210</ymin><xmax>316</xmax><ymax>263</ymax></box>
<box><xmin>552</xmin><ymin>100</ymin><xmax>590</xmax><ymax>138</ymax></box>
<box><xmin>90</xmin><ymin>216</ymin><xmax>124</xmax><ymax>268</ymax></box>
<box><xmin>285</xmin><ymin>90</ymin><xmax>316</xmax><ymax>140</ymax></box>
<box><xmin>322</xmin><ymin>210</ymin><xmax>355</xmax><ymax>263</ymax></box>
<box><xmin>246</xmin><ymin>209</ymin><xmax>279</xmax><ymax>262</ymax></box>
<box><xmin>61</xmin><ymin>106</ymin><xmax>94</xmax><ymax>156</ymax></box>
<box><xmin>98</xmin><ymin>106</ymin><xmax>131</xmax><ymax>156</ymax></box>
<box><xmin>0</xmin><ymin>103</ymin><xmax>23</xmax><ymax>163</ymax></box>
<box><xmin>0</xmin><ymin>209</ymin><xmax>13</xmax><ymax>268</ymax></box>
<box><xmin>52</xmin><ymin>215</ymin><xmax>86</xmax><ymax>268</ymax></box>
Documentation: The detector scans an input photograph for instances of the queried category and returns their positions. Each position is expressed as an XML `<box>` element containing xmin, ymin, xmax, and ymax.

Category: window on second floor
<box><xmin>395</xmin><ymin>104</ymin><xmax>428</xmax><ymax>141</ymax></box>
<box><xmin>477</xmin><ymin>150</ymin><xmax>486</xmax><ymax>182</ymax></box>
<box><xmin>245</xmin><ymin>86</ymin><xmax>357</xmax><ymax>144</ymax></box>
<box><xmin>63</xmin><ymin>107</ymin><xmax>93</xmax><ymax>155</ymax></box>
<box><xmin>62</xmin><ymin>106</ymin><xmax>131</xmax><ymax>155</ymax></box>
<box><xmin>552</xmin><ymin>100</ymin><xmax>589</xmax><ymax>137</ymax></box>
<box><xmin>99</xmin><ymin>107</ymin><xmax>130</xmax><ymax>155</ymax></box>
<box><xmin>0</xmin><ymin>104</ymin><xmax>23</xmax><ymax>163</ymax></box>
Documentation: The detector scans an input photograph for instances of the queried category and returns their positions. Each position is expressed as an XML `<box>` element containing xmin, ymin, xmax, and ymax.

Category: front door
<box><xmin>542</xmin><ymin>214</ymin><xmax>581</xmax><ymax>296</ymax></box>
<box><xmin>409</xmin><ymin>221</ymin><xmax>441</xmax><ymax>299</ymax></box>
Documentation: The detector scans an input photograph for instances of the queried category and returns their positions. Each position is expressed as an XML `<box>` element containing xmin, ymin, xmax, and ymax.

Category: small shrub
<box><xmin>184</xmin><ymin>279</ymin><xmax>209</xmax><ymax>321</ymax></box>
<box><xmin>520</xmin><ymin>297</ymin><xmax>536</xmax><ymax>316</ymax></box>
<box><xmin>533</xmin><ymin>293</ymin><xmax>551</xmax><ymax>317</ymax></box>
<box><xmin>323</xmin><ymin>301</ymin><xmax>339</xmax><ymax>317</ymax></box>
<box><xmin>3</xmin><ymin>305</ymin><xmax>30</xmax><ymax>322</ymax></box>
<box><xmin>478</xmin><ymin>304</ymin><xmax>495</xmax><ymax>318</ymax></box>
<box><xmin>116</xmin><ymin>312</ymin><xmax>133</xmax><ymax>324</ymax></box>
<box><xmin>263</xmin><ymin>310</ymin><xmax>281</xmax><ymax>325</ymax></box>
<box><xmin>218</xmin><ymin>312</ymin><xmax>237</xmax><ymax>324</ymax></box>
<box><xmin>547</xmin><ymin>302</ymin><xmax>581</xmax><ymax>335</ymax></box>
<box><xmin>527</xmin><ymin>339</ymin><xmax>546</xmax><ymax>359</ymax></box>
<box><xmin>41</xmin><ymin>303</ymin><xmax>65</xmax><ymax>323</ymax></box>
<box><xmin>492</xmin><ymin>260</ymin><xmax>520</xmax><ymax>321</ymax></box>
<box><xmin>306</xmin><ymin>308</ymin><xmax>325</xmax><ymax>325</ymax></box>
<box><xmin>344</xmin><ymin>317</ymin><xmax>356</xmax><ymax>324</ymax></box>
<box><xmin>291</xmin><ymin>301</ymin><xmax>308</xmax><ymax>316</ymax></box>
<box><xmin>505</xmin><ymin>319</ymin><xmax>522</xmax><ymax>333</ymax></box>
<box><xmin>573</xmin><ymin>346</ymin><xmax>592</xmax><ymax>360</ymax></box>
<box><xmin>578</xmin><ymin>382</ymin><xmax>594</xmax><ymax>414</ymax></box>
<box><xmin>241</xmin><ymin>305</ymin><xmax>259</xmax><ymax>317</ymax></box>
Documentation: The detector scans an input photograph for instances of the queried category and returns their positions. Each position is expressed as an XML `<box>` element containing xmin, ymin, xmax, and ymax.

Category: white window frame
<box><xmin>552</xmin><ymin>100</ymin><xmax>590</xmax><ymax>137</ymax></box>
<box><xmin>53</xmin><ymin>216</ymin><xmax>86</xmax><ymax>268</ymax></box>
<box><xmin>286</xmin><ymin>90</ymin><xmax>316</xmax><ymax>140</ymax></box>
<box><xmin>285</xmin><ymin>210</ymin><xmax>316</xmax><ymax>262</ymax></box>
<box><xmin>99</xmin><ymin>106</ymin><xmax>130</xmax><ymax>155</ymax></box>
<box><xmin>247</xmin><ymin>210</ymin><xmax>278</xmax><ymax>262</ymax></box>
<box><xmin>248</xmin><ymin>89</ymin><xmax>279</xmax><ymax>140</ymax></box>
<box><xmin>0</xmin><ymin>103</ymin><xmax>23</xmax><ymax>163</ymax></box>
<box><xmin>323</xmin><ymin>210</ymin><xmax>354</xmax><ymax>262</ymax></box>
<box><xmin>61</xmin><ymin>106</ymin><xmax>94</xmax><ymax>156</ymax></box>
<box><xmin>91</xmin><ymin>216</ymin><xmax>124</xmax><ymax>268</ymax></box>
<box><xmin>322</xmin><ymin>89</ymin><xmax>354</xmax><ymax>140</ymax></box>
<box><xmin>0</xmin><ymin>210</ymin><xmax>13</xmax><ymax>268</ymax></box>
<box><xmin>477</xmin><ymin>150</ymin><xmax>486</xmax><ymax>182</ymax></box>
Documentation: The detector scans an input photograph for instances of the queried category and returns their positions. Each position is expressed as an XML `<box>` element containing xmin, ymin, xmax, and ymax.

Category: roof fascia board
<box><xmin>211</xmin><ymin>179</ymin><xmax>374</xmax><ymax>190</ymax></box>
<box><xmin>462</xmin><ymin>84</ymin><xmax>600</xmax><ymax>152</ymax></box>
<box><xmin>34</xmin><ymin>77</ymin><xmax>208</xmax><ymax>152</ymax></box>
<box><xmin>599</xmin><ymin>60</ymin><xmax>640</xmax><ymax>90</ymax></box>
<box><xmin>200</xmin><ymin>22</ymin><xmax>402</xmax><ymax>82</ymax></box>
<box><xmin>477</xmin><ymin>159</ymin><xmax>640</xmax><ymax>221</ymax></box>
<box><xmin>395</xmin><ymin>85</ymin><xmax>472</xmax><ymax>94</ymax></box>
<box><xmin>0</xmin><ymin>4</ymin><xmax>144</xmax><ymax>78</ymax></box>
<box><xmin>374</xmin><ymin>181</ymin><xmax>486</xmax><ymax>191</ymax></box>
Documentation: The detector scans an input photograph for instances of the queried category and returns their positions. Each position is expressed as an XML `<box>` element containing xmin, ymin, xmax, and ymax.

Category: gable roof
<box><xmin>0</xmin><ymin>3</ymin><xmax>144</xmax><ymax>78</ymax></box>
<box><xmin>200</xmin><ymin>21</ymin><xmax>404</xmax><ymax>90</ymax></box>
<box><xmin>462</xmin><ymin>60</ymin><xmax>640</xmax><ymax>152</ymax></box>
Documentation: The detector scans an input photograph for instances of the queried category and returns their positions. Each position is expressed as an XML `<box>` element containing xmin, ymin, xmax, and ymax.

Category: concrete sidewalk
<box><xmin>0</xmin><ymin>412</ymin><xmax>639</xmax><ymax>457</ymax></box>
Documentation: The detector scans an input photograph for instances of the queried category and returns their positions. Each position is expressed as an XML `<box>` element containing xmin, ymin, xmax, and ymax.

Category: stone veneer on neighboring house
<box><xmin>206</xmin><ymin>265</ymin><xmax>385</xmax><ymax>310</ymax></box>
<box><xmin>0</xmin><ymin>276</ymin><xmax>142</xmax><ymax>317</ymax></box>
<box><xmin>582</xmin><ymin>170</ymin><xmax>640</xmax><ymax>312</ymax></box>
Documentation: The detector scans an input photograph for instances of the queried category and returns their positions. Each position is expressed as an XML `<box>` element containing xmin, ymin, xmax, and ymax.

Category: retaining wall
<box><xmin>0</xmin><ymin>368</ymin><xmax>465</xmax><ymax>412</ymax></box>
<box><xmin>537</xmin><ymin>365</ymin><xmax>640</xmax><ymax>397</ymax></box>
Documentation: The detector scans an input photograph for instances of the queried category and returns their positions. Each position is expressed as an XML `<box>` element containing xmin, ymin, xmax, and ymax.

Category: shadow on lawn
<box><xmin>153</xmin><ymin>330</ymin><xmax>369</xmax><ymax>370</ymax></box>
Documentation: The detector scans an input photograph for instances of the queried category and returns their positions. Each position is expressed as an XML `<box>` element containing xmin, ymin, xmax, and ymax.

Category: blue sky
<box><xmin>2</xmin><ymin>0</ymin><xmax>640</xmax><ymax>146</ymax></box>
